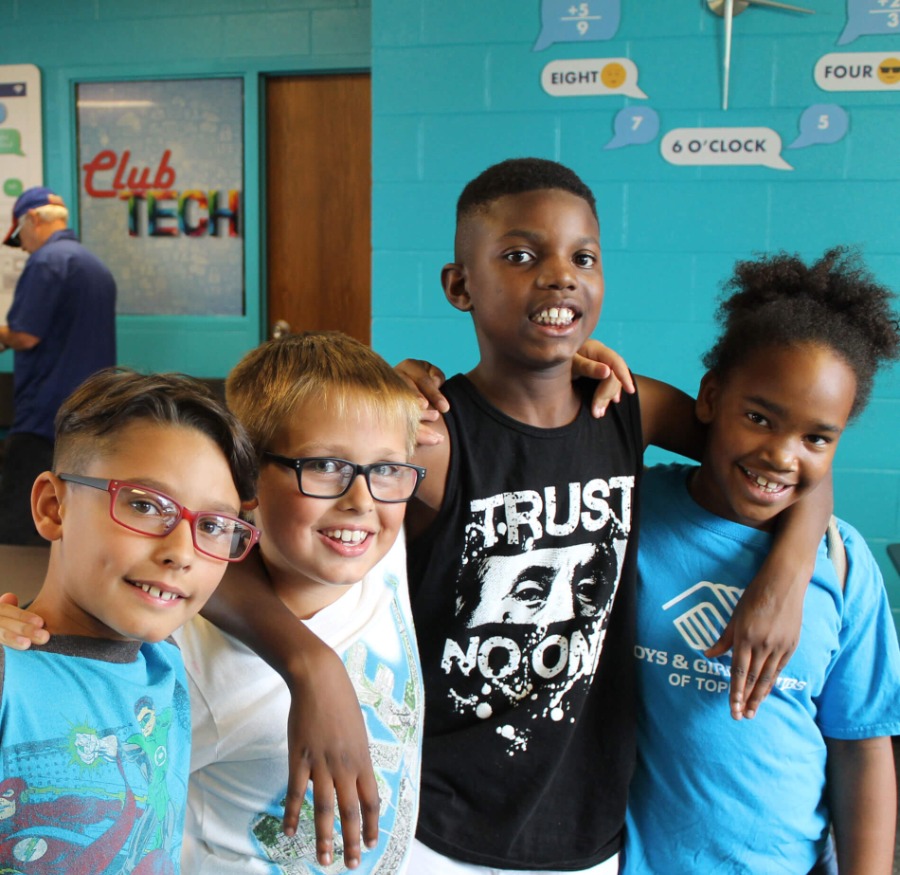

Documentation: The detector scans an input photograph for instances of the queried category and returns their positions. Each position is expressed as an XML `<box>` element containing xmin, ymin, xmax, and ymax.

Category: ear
<box><xmin>241</xmin><ymin>497</ymin><xmax>259</xmax><ymax>513</ymax></box>
<box><xmin>441</xmin><ymin>263</ymin><xmax>472</xmax><ymax>313</ymax></box>
<box><xmin>31</xmin><ymin>472</ymin><xmax>64</xmax><ymax>543</ymax></box>
<box><xmin>695</xmin><ymin>371</ymin><xmax>720</xmax><ymax>426</ymax></box>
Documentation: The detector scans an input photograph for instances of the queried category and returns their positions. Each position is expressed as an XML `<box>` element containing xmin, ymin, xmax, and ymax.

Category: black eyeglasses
<box><xmin>264</xmin><ymin>454</ymin><xmax>426</xmax><ymax>503</ymax></box>
<box><xmin>58</xmin><ymin>474</ymin><xmax>260</xmax><ymax>562</ymax></box>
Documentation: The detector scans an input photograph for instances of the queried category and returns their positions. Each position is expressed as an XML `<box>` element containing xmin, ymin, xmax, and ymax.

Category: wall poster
<box><xmin>0</xmin><ymin>63</ymin><xmax>43</xmax><ymax>319</ymax></box>
<box><xmin>76</xmin><ymin>78</ymin><xmax>244</xmax><ymax>316</ymax></box>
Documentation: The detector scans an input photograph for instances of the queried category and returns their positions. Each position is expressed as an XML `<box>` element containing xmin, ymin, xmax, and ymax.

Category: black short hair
<box><xmin>456</xmin><ymin>157</ymin><xmax>597</xmax><ymax>223</ymax></box>
<box><xmin>703</xmin><ymin>247</ymin><xmax>900</xmax><ymax>417</ymax></box>
<box><xmin>54</xmin><ymin>367</ymin><xmax>258</xmax><ymax>502</ymax></box>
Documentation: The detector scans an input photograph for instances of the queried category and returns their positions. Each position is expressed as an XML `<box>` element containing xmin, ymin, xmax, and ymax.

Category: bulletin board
<box><xmin>0</xmin><ymin>64</ymin><xmax>43</xmax><ymax>320</ymax></box>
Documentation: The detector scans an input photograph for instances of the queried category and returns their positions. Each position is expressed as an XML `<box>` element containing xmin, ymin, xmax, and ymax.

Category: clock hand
<box><xmin>745</xmin><ymin>0</ymin><xmax>815</xmax><ymax>13</ymax></box>
<box><xmin>723</xmin><ymin>0</ymin><xmax>734</xmax><ymax>110</ymax></box>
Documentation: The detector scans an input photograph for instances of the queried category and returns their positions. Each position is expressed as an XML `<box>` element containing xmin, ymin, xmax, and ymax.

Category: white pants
<box><xmin>409</xmin><ymin>839</ymin><xmax>620</xmax><ymax>875</ymax></box>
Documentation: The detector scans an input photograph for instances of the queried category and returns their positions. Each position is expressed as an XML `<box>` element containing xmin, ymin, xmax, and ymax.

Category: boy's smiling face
<box><xmin>691</xmin><ymin>343</ymin><xmax>856</xmax><ymax>530</ymax></box>
<box><xmin>33</xmin><ymin>422</ymin><xmax>242</xmax><ymax>641</ymax></box>
<box><xmin>444</xmin><ymin>188</ymin><xmax>603</xmax><ymax>372</ymax></box>
<box><xmin>255</xmin><ymin>396</ymin><xmax>408</xmax><ymax>619</ymax></box>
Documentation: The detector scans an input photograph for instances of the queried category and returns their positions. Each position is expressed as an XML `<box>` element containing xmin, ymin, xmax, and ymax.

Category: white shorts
<box><xmin>409</xmin><ymin>839</ymin><xmax>620</xmax><ymax>875</ymax></box>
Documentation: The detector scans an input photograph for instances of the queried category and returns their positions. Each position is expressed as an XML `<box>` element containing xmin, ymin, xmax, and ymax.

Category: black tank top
<box><xmin>408</xmin><ymin>375</ymin><xmax>643</xmax><ymax>869</ymax></box>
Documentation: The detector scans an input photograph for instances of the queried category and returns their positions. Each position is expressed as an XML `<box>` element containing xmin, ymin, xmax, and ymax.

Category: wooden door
<box><xmin>265</xmin><ymin>73</ymin><xmax>371</xmax><ymax>343</ymax></box>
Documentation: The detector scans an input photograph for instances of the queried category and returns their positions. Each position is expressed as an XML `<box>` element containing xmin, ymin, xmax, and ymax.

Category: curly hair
<box><xmin>703</xmin><ymin>247</ymin><xmax>900</xmax><ymax>417</ymax></box>
<box><xmin>456</xmin><ymin>157</ymin><xmax>597</xmax><ymax>223</ymax></box>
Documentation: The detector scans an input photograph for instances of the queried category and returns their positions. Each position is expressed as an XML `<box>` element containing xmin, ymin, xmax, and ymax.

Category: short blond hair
<box><xmin>226</xmin><ymin>332</ymin><xmax>421</xmax><ymax>459</ymax></box>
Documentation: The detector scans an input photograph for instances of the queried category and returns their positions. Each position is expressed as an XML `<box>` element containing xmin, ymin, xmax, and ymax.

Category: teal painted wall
<box><xmin>0</xmin><ymin>0</ymin><xmax>370</xmax><ymax>376</ymax></box>
<box><xmin>369</xmin><ymin>0</ymin><xmax>900</xmax><ymax>620</ymax></box>
<box><xmin>3</xmin><ymin>0</ymin><xmax>899</xmax><ymax>620</ymax></box>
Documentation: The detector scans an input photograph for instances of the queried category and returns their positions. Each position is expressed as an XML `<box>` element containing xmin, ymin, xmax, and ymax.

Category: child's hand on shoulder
<box><xmin>705</xmin><ymin>581</ymin><xmax>804</xmax><ymax>720</ymax></box>
<box><xmin>573</xmin><ymin>340</ymin><xmax>636</xmax><ymax>417</ymax></box>
<box><xmin>0</xmin><ymin>593</ymin><xmax>49</xmax><ymax>649</ymax></box>
<box><xmin>395</xmin><ymin>358</ymin><xmax>449</xmax><ymax>446</ymax></box>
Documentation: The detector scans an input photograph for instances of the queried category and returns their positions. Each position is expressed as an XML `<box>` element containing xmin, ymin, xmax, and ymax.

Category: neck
<box><xmin>466</xmin><ymin>361</ymin><xmax>582</xmax><ymax>428</ymax></box>
<box><xmin>31</xmin><ymin>221</ymin><xmax>67</xmax><ymax>251</ymax></box>
<box><xmin>261</xmin><ymin>551</ymin><xmax>350</xmax><ymax>620</ymax></box>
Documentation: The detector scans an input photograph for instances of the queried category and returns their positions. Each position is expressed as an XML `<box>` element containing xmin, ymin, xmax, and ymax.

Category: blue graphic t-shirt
<box><xmin>624</xmin><ymin>464</ymin><xmax>900</xmax><ymax>874</ymax></box>
<box><xmin>0</xmin><ymin>636</ymin><xmax>190</xmax><ymax>873</ymax></box>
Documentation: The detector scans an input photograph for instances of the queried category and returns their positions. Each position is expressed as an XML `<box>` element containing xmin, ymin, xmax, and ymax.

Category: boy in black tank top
<box><xmin>399</xmin><ymin>158</ymin><xmax>830</xmax><ymax>872</ymax></box>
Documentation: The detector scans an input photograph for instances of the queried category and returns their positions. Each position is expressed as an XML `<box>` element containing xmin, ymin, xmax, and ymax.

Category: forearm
<box><xmin>826</xmin><ymin>736</ymin><xmax>896</xmax><ymax>874</ymax></box>
<box><xmin>200</xmin><ymin>551</ymin><xmax>327</xmax><ymax>681</ymax></box>
<box><xmin>636</xmin><ymin>375</ymin><xmax>705</xmax><ymax>459</ymax></box>
<box><xmin>763</xmin><ymin>472</ymin><xmax>833</xmax><ymax>597</ymax></box>
<box><xmin>0</xmin><ymin>325</ymin><xmax>40</xmax><ymax>351</ymax></box>
<box><xmin>201</xmin><ymin>552</ymin><xmax>378</xmax><ymax>861</ymax></box>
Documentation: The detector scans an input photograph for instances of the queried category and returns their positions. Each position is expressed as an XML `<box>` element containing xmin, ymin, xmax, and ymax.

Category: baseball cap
<box><xmin>3</xmin><ymin>186</ymin><xmax>66</xmax><ymax>248</ymax></box>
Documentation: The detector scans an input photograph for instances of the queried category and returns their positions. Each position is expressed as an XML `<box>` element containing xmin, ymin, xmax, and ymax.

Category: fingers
<box><xmin>715</xmin><ymin>633</ymin><xmax>791</xmax><ymax>720</ymax></box>
<box><xmin>706</xmin><ymin>625</ymin><xmax>745</xmax><ymax>718</ymax></box>
<box><xmin>591</xmin><ymin>388</ymin><xmax>623</xmax><ymax>418</ymax></box>
<box><xmin>311</xmin><ymin>776</ymin><xmax>338</xmax><ymax>867</ymax></box>
<box><xmin>741</xmin><ymin>652</ymin><xmax>789</xmax><ymax>719</ymax></box>
<box><xmin>727</xmin><ymin>654</ymin><xmax>749</xmax><ymax>721</ymax></box>
<box><xmin>357</xmin><ymin>770</ymin><xmax>381</xmax><ymax>852</ymax></box>
<box><xmin>573</xmin><ymin>342</ymin><xmax>636</xmax><ymax>394</ymax></box>
<box><xmin>0</xmin><ymin>597</ymin><xmax>49</xmax><ymax>649</ymax></box>
<box><xmin>606</xmin><ymin>353</ymin><xmax>636</xmax><ymax>395</ymax></box>
<box><xmin>281</xmin><ymin>758</ymin><xmax>312</xmax><ymax>837</ymax></box>
<box><xmin>415</xmin><ymin>403</ymin><xmax>445</xmax><ymax>447</ymax></box>
<box><xmin>395</xmin><ymin>359</ymin><xmax>449</xmax><ymax>413</ymax></box>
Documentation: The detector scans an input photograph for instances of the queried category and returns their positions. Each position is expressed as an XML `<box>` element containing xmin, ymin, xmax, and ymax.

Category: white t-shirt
<box><xmin>177</xmin><ymin>535</ymin><xmax>423</xmax><ymax>874</ymax></box>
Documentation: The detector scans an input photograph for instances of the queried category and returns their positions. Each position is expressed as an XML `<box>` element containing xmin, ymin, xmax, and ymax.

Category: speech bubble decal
<box><xmin>0</xmin><ymin>104</ymin><xmax>6</xmax><ymax>125</ymax></box>
<box><xmin>604</xmin><ymin>107</ymin><xmax>660</xmax><ymax>150</ymax></box>
<box><xmin>3</xmin><ymin>179</ymin><xmax>23</xmax><ymax>198</ymax></box>
<box><xmin>534</xmin><ymin>0</ymin><xmax>621</xmax><ymax>51</ymax></box>
<box><xmin>815</xmin><ymin>52</ymin><xmax>900</xmax><ymax>91</ymax></box>
<box><xmin>541</xmin><ymin>58</ymin><xmax>647</xmax><ymax>99</ymax></box>
<box><xmin>787</xmin><ymin>104</ymin><xmax>849</xmax><ymax>149</ymax></box>
<box><xmin>660</xmin><ymin>127</ymin><xmax>793</xmax><ymax>171</ymax></box>
<box><xmin>0</xmin><ymin>129</ymin><xmax>24</xmax><ymax>156</ymax></box>
<box><xmin>838</xmin><ymin>0</ymin><xmax>900</xmax><ymax>46</ymax></box>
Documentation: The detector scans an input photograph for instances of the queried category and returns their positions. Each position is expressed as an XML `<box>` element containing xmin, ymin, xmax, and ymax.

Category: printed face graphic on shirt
<box><xmin>465</xmin><ymin>543</ymin><xmax>605</xmax><ymax>627</ymax></box>
<box><xmin>441</xmin><ymin>475</ymin><xmax>634</xmax><ymax>754</ymax></box>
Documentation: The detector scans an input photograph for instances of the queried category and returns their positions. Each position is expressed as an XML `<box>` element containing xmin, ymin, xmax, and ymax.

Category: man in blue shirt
<box><xmin>0</xmin><ymin>186</ymin><xmax>116</xmax><ymax>544</ymax></box>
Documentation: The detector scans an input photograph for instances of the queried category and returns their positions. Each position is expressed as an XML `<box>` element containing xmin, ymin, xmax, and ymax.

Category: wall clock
<box><xmin>708</xmin><ymin>0</ymin><xmax>815</xmax><ymax>109</ymax></box>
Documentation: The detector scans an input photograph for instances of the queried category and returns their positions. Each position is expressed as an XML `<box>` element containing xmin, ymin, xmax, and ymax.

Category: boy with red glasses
<box><xmin>0</xmin><ymin>367</ymin><xmax>258</xmax><ymax>872</ymax></box>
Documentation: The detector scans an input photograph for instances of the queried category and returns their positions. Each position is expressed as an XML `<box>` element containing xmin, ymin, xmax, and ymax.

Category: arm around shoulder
<box><xmin>200</xmin><ymin>552</ymin><xmax>380</xmax><ymax>868</ymax></box>
<box><xmin>635</xmin><ymin>375</ymin><xmax>704</xmax><ymax>458</ymax></box>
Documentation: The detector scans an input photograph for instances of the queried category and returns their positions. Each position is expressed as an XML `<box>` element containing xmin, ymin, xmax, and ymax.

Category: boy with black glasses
<box><xmin>0</xmin><ymin>367</ymin><xmax>258</xmax><ymax>872</ymax></box>
<box><xmin>177</xmin><ymin>331</ymin><xmax>425</xmax><ymax>874</ymax></box>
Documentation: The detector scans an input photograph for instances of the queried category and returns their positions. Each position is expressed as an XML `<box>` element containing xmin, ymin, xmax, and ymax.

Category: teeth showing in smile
<box><xmin>744</xmin><ymin>469</ymin><xmax>786</xmax><ymax>494</ymax></box>
<box><xmin>324</xmin><ymin>529</ymin><xmax>368</xmax><ymax>544</ymax></box>
<box><xmin>532</xmin><ymin>307</ymin><xmax>575</xmax><ymax>326</ymax></box>
<box><xmin>135</xmin><ymin>582</ymin><xmax>180</xmax><ymax>601</ymax></box>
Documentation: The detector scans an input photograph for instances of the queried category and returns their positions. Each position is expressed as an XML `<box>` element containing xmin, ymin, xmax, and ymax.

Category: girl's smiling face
<box><xmin>690</xmin><ymin>342</ymin><xmax>856</xmax><ymax>530</ymax></box>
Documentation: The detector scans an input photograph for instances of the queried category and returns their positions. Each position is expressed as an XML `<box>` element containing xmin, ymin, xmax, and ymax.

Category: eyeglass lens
<box><xmin>300</xmin><ymin>459</ymin><xmax>419</xmax><ymax>501</ymax></box>
<box><xmin>112</xmin><ymin>484</ymin><xmax>254</xmax><ymax>560</ymax></box>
